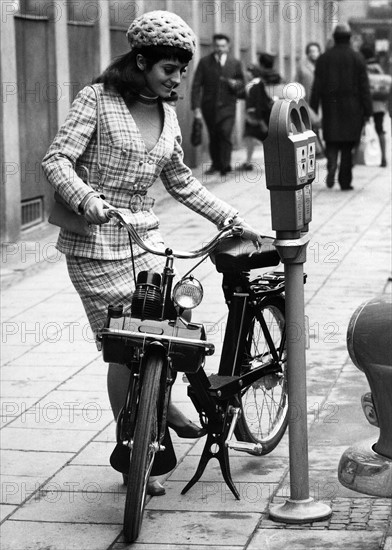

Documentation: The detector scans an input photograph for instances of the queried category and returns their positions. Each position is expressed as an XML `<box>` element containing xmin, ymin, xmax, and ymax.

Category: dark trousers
<box><xmin>205</xmin><ymin>115</ymin><xmax>235</xmax><ymax>171</ymax></box>
<box><xmin>325</xmin><ymin>141</ymin><xmax>356</xmax><ymax>189</ymax></box>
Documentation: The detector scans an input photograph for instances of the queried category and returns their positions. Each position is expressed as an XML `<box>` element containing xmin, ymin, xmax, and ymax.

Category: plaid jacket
<box><xmin>42</xmin><ymin>84</ymin><xmax>238</xmax><ymax>260</ymax></box>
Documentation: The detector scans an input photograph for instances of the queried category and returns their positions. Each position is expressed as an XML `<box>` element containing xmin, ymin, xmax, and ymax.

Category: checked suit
<box><xmin>42</xmin><ymin>84</ymin><xmax>238</xmax><ymax>333</ymax></box>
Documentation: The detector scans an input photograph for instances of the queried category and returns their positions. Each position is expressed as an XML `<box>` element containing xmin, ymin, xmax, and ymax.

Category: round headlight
<box><xmin>172</xmin><ymin>277</ymin><xmax>203</xmax><ymax>310</ymax></box>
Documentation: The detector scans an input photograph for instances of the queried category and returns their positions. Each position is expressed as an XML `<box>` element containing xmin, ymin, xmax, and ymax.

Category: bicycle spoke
<box><xmin>235</xmin><ymin>297</ymin><xmax>288</xmax><ymax>453</ymax></box>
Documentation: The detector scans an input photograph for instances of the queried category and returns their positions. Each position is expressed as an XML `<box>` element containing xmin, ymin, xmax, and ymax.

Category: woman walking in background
<box><xmin>360</xmin><ymin>44</ymin><xmax>391</xmax><ymax>168</ymax></box>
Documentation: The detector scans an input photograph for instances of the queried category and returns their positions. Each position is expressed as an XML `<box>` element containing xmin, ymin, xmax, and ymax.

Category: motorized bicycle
<box><xmin>98</xmin><ymin>208</ymin><xmax>291</xmax><ymax>543</ymax></box>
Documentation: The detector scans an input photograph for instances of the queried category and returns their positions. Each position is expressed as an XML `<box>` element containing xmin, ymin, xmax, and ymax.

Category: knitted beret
<box><xmin>126</xmin><ymin>10</ymin><xmax>196</xmax><ymax>55</ymax></box>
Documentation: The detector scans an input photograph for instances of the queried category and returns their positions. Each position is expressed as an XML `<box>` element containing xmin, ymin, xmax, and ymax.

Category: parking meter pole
<box><xmin>264</xmin><ymin>95</ymin><xmax>332</xmax><ymax>523</ymax></box>
<box><xmin>269</xmin><ymin>237</ymin><xmax>331</xmax><ymax>522</ymax></box>
<box><xmin>284</xmin><ymin>256</ymin><xmax>309</xmax><ymax>501</ymax></box>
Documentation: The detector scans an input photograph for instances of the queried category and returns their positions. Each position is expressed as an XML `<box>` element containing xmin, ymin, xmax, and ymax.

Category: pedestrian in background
<box><xmin>191</xmin><ymin>34</ymin><xmax>245</xmax><ymax>176</ymax></box>
<box><xmin>240</xmin><ymin>58</ymin><xmax>274</xmax><ymax>171</ymax></box>
<box><xmin>257</xmin><ymin>52</ymin><xmax>282</xmax><ymax>99</ymax></box>
<box><xmin>310</xmin><ymin>24</ymin><xmax>372</xmax><ymax>191</ymax></box>
<box><xmin>360</xmin><ymin>44</ymin><xmax>391</xmax><ymax>168</ymax></box>
<box><xmin>296</xmin><ymin>42</ymin><xmax>321</xmax><ymax>102</ymax></box>
<box><xmin>295</xmin><ymin>42</ymin><xmax>324</xmax><ymax>157</ymax></box>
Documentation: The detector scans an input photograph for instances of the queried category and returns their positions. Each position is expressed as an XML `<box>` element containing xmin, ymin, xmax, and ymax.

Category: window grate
<box><xmin>21</xmin><ymin>197</ymin><xmax>44</xmax><ymax>230</ymax></box>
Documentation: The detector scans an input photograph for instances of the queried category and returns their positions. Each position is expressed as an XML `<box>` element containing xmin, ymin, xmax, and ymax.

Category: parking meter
<box><xmin>265</xmin><ymin>96</ymin><xmax>332</xmax><ymax>523</ymax></box>
<box><xmin>263</xmin><ymin>98</ymin><xmax>316</xmax><ymax>236</ymax></box>
<box><xmin>338</xmin><ymin>295</ymin><xmax>392</xmax><ymax>497</ymax></box>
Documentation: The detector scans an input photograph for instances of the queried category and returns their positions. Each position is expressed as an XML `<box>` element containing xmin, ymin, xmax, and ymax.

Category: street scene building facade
<box><xmin>1</xmin><ymin>0</ymin><xmax>391</xmax><ymax>241</ymax></box>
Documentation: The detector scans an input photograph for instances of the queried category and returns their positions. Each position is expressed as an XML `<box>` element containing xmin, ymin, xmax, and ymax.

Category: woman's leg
<box><xmin>379</xmin><ymin>133</ymin><xmax>387</xmax><ymax>166</ymax></box>
<box><xmin>107</xmin><ymin>362</ymin><xmax>131</xmax><ymax>420</ymax></box>
<box><xmin>167</xmin><ymin>400</ymin><xmax>191</xmax><ymax>425</ymax></box>
<box><xmin>374</xmin><ymin>113</ymin><xmax>387</xmax><ymax>167</ymax></box>
<box><xmin>247</xmin><ymin>137</ymin><xmax>256</xmax><ymax>164</ymax></box>
<box><xmin>241</xmin><ymin>136</ymin><xmax>256</xmax><ymax>170</ymax></box>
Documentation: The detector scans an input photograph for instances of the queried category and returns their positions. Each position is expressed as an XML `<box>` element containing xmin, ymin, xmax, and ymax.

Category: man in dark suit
<box><xmin>191</xmin><ymin>34</ymin><xmax>245</xmax><ymax>176</ymax></box>
<box><xmin>310</xmin><ymin>24</ymin><xmax>372</xmax><ymax>190</ymax></box>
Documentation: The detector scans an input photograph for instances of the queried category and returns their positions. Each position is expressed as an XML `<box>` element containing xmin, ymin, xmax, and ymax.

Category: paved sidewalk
<box><xmin>1</xmin><ymin>144</ymin><xmax>391</xmax><ymax>549</ymax></box>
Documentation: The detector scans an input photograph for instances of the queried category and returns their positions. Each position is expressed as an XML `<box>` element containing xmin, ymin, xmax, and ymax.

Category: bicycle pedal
<box><xmin>226</xmin><ymin>441</ymin><xmax>263</xmax><ymax>455</ymax></box>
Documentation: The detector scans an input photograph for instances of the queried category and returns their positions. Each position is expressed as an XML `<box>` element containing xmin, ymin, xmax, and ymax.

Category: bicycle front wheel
<box><xmin>123</xmin><ymin>348</ymin><xmax>164</xmax><ymax>543</ymax></box>
<box><xmin>235</xmin><ymin>296</ymin><xmax>288</xmax><ymax>454</ymax></box>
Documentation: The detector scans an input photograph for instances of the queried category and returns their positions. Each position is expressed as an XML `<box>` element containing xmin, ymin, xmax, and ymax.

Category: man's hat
<box><xmin>333</xmin><ymin>23</ymin><xmax>351</xmax><ymax>37</ymax></box>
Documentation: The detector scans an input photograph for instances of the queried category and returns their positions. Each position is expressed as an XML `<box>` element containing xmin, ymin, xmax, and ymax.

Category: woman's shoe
<box><xmin>167</xmin><ymin>419</ymin><xmax>206</xmax><ymax>439</ymax></box>
<box><xmin>147</xmin><ymin>480</ymin><xmax>166</xmax><ymax>496</ymax></box>
<box><xmin>124</xmin><ymin>474</ymin><xmax>165</xmax><ymax>496</ymax></box>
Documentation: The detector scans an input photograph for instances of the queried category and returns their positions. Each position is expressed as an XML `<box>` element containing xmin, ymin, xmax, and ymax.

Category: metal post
<box><xmin>269</xmin><ymin>237</ymin><xmax>331</xmax><ymax>522</ymax></box>
<box><xmin>285</xmin><ymin>260</ymin><xmax>309</xmax><ymax>500</ymax></box>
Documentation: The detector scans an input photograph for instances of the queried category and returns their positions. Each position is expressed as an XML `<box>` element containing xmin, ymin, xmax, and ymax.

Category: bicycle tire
<box><xmin>123</xmin><ymin>348</ymin><xmax>164</xmax><ymax>543</ymax></box>
<box><xmin>235</xmin><ymin>295</ymin><xmax>288</xmax><ymax>454</ymax></box>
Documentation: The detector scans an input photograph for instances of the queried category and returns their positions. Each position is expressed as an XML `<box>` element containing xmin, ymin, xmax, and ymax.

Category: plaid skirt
<box><xmin>66</xmin><ymin>230</ymin><xmax>169</xmax><ymax>334</ymax></box>
<box><xmin>67</xmin><ymin>229</ymin><xmax>180</xmax><ymax>476</ymax></box>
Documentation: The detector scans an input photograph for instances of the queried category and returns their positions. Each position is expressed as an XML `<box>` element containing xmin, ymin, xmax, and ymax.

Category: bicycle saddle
<box><xmin>210</xmin><ymin>236</ymin><xmax>280</xmax><ymax>273</ymax></box>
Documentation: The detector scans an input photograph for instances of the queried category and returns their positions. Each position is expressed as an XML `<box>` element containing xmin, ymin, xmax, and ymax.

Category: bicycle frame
<box><xmin>219</xmin><ymin>272</ymin><xmax>287</xmax><ymax>378</ymax></box>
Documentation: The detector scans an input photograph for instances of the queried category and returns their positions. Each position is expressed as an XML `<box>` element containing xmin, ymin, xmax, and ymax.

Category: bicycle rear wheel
<box><xmin>235</xmin><ymin>296</ymin><xmax>288</xmax><ymax>454</ymax></box>
<box><xmin>123</xmin><ymin>348</ymin><xmax>164</xmax><ymax>543</ymax></box>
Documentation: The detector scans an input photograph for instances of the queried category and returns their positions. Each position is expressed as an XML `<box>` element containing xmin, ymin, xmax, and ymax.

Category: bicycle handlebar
<box><xmin>106</xmin><ymin>208</ymin><xmax>262</xmax><ymax>260</ymax></box>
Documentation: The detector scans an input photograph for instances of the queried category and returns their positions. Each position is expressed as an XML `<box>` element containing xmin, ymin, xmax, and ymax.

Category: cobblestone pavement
<box><xmin>1</xmin><ymin>136</ymin><xmax>391</xmax><ymax>549</ymax></box>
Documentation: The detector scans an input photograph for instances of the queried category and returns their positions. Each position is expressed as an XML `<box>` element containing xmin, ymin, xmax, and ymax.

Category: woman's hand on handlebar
<box><xmin>232</xmin><ymin>219</ymin><xmax>263</xmax><ymax>246</ymax></box>
<box><xmin>84</xmin><ymin>196</ymin><xmax>112</xmax><ymax>225</ymax></box>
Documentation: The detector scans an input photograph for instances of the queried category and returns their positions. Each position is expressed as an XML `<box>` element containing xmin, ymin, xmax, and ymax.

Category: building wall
<box><xmin>1</xmin><ymin>0</ymin><xmax>338</xmax><ymax>241</ymax></box>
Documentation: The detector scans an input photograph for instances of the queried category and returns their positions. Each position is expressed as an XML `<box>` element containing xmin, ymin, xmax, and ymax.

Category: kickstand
<box><xmin>181</xmin><ymin>432</ymin><xmax>240</xmax><ymax>500</ymax></box>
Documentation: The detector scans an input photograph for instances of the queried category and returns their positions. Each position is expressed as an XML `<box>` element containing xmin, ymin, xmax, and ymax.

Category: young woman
<box><xmin>240</xmin><ymin>53</ymin><xmax>281</xmax><ymax>171</ymax></box>
<box><xmin>360</xmin><ymin>44</ymin><xmax>390</xmax><ymax>168</ymax></box>
<box><xmin>43</xmin><ymin>10</ymin><xmax>256</xmax><ymax>495</ymax></box>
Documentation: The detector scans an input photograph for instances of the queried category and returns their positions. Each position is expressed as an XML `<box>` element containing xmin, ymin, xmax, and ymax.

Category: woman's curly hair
<box><xmin>94</xmin><ymin>45</ymin><xmax>192</xmax><ymax>104</ymax></box>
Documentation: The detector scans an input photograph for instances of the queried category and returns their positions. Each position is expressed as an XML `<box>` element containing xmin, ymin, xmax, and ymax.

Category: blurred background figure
<box><xmin>360</xmin><ymin>44</ymin><xmax>391</xmax><ymax>168</ymax></box>
<box><xmin>191</xmin><ymin>34</ymin><xmax>245</xmax><ymax>176</ymax></box>
<box><xmin>296</xmin><ymin>42</ymin><xmax>325</xmax><ymax>158</ymax></box>
<box><xmin>240</xmin><ymin>53</ymin><xmax>280</xmax><ymax>170</ymax></box>
<box><xmin>257</xmin><ymin>53</ymin><xmax>282</xmax><ymax>96</ymax></box>
<box><xmin>310</xmin><ymin>24</ymin><xmax>372</xmax><ymax>191</ymax></box>
<box><xmin>296</xmin><ymin>42</ymin><xmax>321</xmax><ymax>101</ymax></box>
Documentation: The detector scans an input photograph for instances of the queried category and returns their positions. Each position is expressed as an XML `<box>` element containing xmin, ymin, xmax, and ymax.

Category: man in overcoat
<box><xmin>310</xmin><ymin>24</ymin><xmax>372</xmax><ymax>190</ymax></box>
<box><xmin>191</xmin><ymin>34</ymin><xmax>245</xmax><ymax>176</ymax></box>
